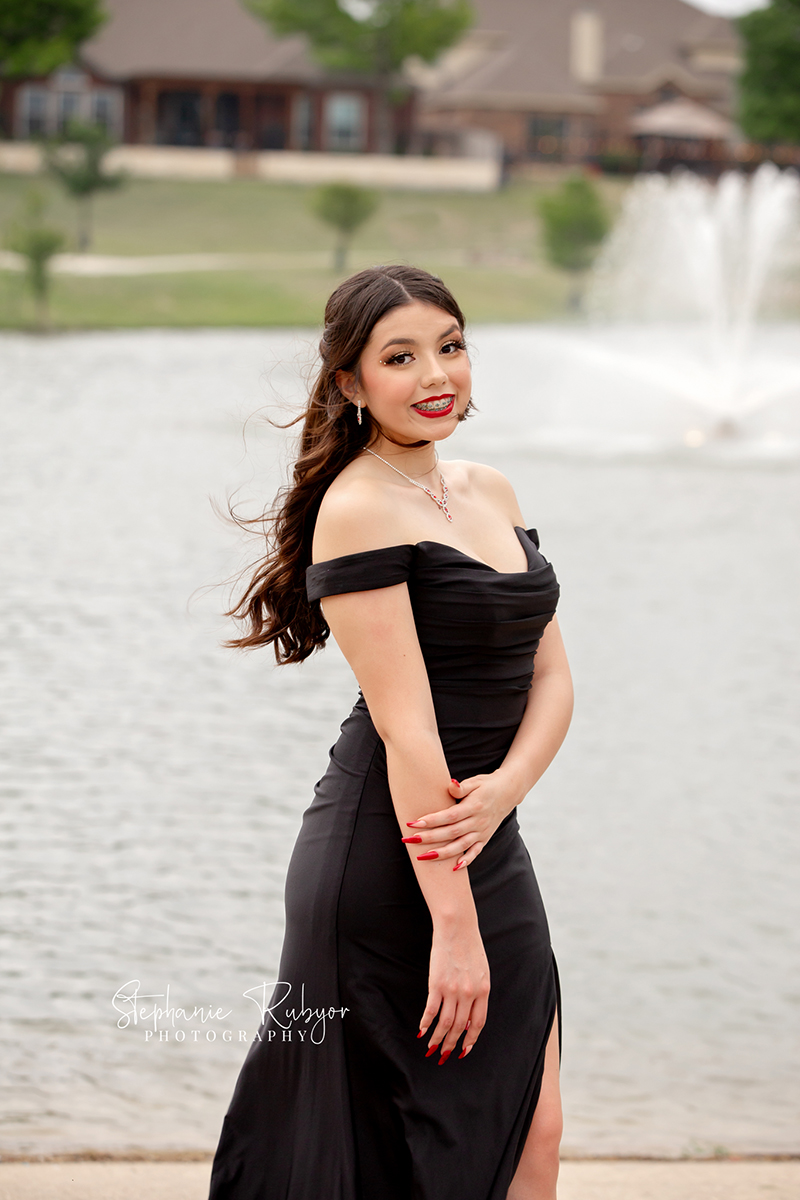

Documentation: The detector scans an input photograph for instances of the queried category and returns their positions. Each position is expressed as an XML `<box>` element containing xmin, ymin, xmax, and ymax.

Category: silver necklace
<box><xmin>365</xmin><ymin>448</ymin><xmax>453</xmax><ymax>522</ymax></box>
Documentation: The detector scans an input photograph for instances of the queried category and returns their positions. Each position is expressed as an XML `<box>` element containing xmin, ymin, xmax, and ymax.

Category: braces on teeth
<box><xmin>416</xmin><ymin>397</ymin><xmax>453</xmax><ymax>411</ymax></box>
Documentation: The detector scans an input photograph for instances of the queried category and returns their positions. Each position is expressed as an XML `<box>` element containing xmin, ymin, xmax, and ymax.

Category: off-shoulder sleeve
<box><xmin>306</xmin><ymin>544</ymin><xmax>414</xmax><ymax>603</ymax></box>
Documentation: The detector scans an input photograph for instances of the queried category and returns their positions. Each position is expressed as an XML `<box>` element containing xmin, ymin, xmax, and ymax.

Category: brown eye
<box><xmin>441</xmin><ymin>339</ymin><xmax>466</xmax><ymax>355</ymax></box>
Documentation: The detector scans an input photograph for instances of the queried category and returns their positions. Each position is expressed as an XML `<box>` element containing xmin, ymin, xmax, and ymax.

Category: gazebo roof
<box><xmin>629</xmin><ymin>96</ymin><xmax>736</xmax><ymax>140</ymax></box>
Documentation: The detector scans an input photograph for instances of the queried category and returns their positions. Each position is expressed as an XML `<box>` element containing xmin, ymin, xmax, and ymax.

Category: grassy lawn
<box><xmin>0</xmin><ymin>171</ymin><xmax>628</xmax><ymax>328</ymax></box>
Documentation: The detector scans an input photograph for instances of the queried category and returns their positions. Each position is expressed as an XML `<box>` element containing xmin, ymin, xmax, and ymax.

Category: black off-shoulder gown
<box><xmin>208</xmin><ymin>527</ymin><xmax>561</xmax><ymax>1200</ymax></box>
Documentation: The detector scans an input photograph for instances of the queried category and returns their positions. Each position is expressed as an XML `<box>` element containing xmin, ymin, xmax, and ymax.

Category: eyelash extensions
<box><xmin>383</xmin><ymin>339</ymin><xmax>467</xmax><ymax>366</ymax></box>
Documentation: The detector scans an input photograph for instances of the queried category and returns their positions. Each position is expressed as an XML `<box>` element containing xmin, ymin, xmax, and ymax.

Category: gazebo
<box><xmin>630</xmin><ymin>96</ymin><xmax>737</xmax><ymax>172</ymax></box>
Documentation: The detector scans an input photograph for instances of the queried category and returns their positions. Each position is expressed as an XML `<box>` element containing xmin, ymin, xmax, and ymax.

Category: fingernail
<box><xmin>407</xmin><ymin>820</ymin><xmax>426</xmax><ymax>828</ymax></box>
<box><xmin>453</xmin><ymin>859</ymin><xmax>465</xmax><ymax>871</ymax></box>
<box><xmin>458</xmin><ymin>1047</ymin><xmax>468</xmax><ymax>1058</ymax></box>
<box><xmin>437</xmin><ymin>1050</ymin><xmax>451</xmax><ymax>1065</ymax></box>
<box><xmin>416</xmin><ymin>1029</ymin><xmax>426</xmax><ymax>1038</ymax></box>
<box><xmin>425</xmin><ymin>1044</ymin><xmax>439</xmax><ymax>1058</ymax></box>
<box><xmin>402</xmin><ymin>836</ymin><xmax>423</xmax><ymax>843</ymax></box>
<box><xmin>451</xmin><ymin>779</ymin><xmax>461</xmax><ymax>787</ymax></box>
<box><xmin>417</xmin><ymin>851</ymin><xmax>438</xmax><ymax>860</ymax></box>
<box><xmin>465</xmin><ymin>1020</ymin><xmax>470</xmax><ymax>1030</ymax></box>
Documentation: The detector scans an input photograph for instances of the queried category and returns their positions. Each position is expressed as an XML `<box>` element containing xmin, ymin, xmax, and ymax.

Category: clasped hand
<box><xmin>402</xmin><ymin>771</ymin><xmax>519</xmax><ymax>870</ymax></box>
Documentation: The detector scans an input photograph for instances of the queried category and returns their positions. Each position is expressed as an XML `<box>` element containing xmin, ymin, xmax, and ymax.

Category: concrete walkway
<box><xmin>0</xmin><ymin>250</ymin><xmax>334</xmax><ymax>275</ymax></box>
<box><xmin>0</xmin><ymin>247</ymin><xmax>513</xmax><ymax>276</ymax></box>
<box><xmin>0</xmin><ymin>1159</ymin><xmax>798</xmax><ymax>1200</ymax></box>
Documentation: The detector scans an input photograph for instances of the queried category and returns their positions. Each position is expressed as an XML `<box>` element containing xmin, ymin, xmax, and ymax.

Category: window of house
<box><xmin>258</xmin><ymin>93</ymin><xmax>287</xmax><ymax>150</ymax></box>
<box><xmin>527</xmin><ymin>116</ymin><xmax>566</xmax><ymax>160</ymax></box>
<box><xmin>93</xmin><ymin>89</ymin><xmax>123</xmax><ymax>138</ymax></box>
<box><xmin>93</xmin><ymin>91</ymin><xmax>112</xmax><ymax>131</ymax></box>
<box><xmin>324</xmin><ymin>93</ymin><xmax>365</xmax><ymax>152</ymax></box>
<box><xmin>215</xmin><ymin>92</ymin><xmax>240</xmax><ymax>146</ymax></box>
<box><xmin>156</xmin><ymin>91</ymin><xmax>203</xmax><ymax>145</ymax></box>
<box><xmin>16</xmin><ymin>77</ymin><xmax>123</xmax><ymax>140</ymax></box>
<box><xmin>17</xmin><ymin>87</ymin><xmax>49</xmax><ymax>137</ymax></box>
<box><xmin>56</xmin><ymin>89</ymin><xmax>83</xmax><ymax>134</ymax></box>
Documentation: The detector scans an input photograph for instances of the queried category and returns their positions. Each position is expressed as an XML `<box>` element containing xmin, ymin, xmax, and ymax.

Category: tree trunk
<box><xmin>34</xmin><ymin>291</ymin><xmax>51</xmax><ymax>332</ymax></box>
<box><xmin>32</xmin><ymin>271</ymin><xmax>51</xmax><ymax>332</ymax></box>
<box><xmin>567</xmin><ymin>273</ymin><xmax>584</xmax><ymax>313</ymax></box>
<box><xmin>334</xmin><ymin>234</ymin><xmax>348</xmax><ymax>274</ymax></box>
<box><xmin>77</xmin><ymin>195</ymin><xmax>92</xmax><ymax>252</ymax></box>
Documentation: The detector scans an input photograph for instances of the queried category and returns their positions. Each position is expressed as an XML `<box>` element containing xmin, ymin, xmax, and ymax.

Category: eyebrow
<box><xmin>379</xmin><ymin>324</ymin><xmax>460</xmax><ymax>353</ymax></box>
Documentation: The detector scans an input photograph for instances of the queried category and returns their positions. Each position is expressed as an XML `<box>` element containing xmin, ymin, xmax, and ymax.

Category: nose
<box><xmin>420</xmin><ymin>354</ymin><xmax>448</xmax><ymax>387</ymax></box>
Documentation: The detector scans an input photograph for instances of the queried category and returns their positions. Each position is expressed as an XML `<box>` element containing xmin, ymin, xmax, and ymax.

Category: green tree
<box><xmin>738</xmin><ymin>0</ymin><xmax>800</xmax><ymax>144</ymax></box>
<box><xmin>45</xmin><ymin>119</ymin><xmax>125</xmax><ymax>251</ymax></box>
<box><xmin>0</xmin><ymin>0</ymin><xmax>104</xmax><ymax>78</ymax></box>
<box><xmin>246</xmin><ymin>0</ymin><xmax>473</xmax><ymax>151</ymax></box>
<box><xmin>4</xmin><ymin>189</ymin><xmax>66</xmax><ymax>330</ymax></box>
<box><xmin>536</xmin><ymin>173</ymin><xmax>610</xmax><ymax>310</ymax></box>
<box><xmin>311</xmin><ymin>181</ymin><xmax>380</xmax><ymax>270</ymax></box>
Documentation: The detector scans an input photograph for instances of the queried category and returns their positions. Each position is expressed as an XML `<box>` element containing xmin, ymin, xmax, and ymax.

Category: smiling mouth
<box><xmin>412</xmin><ymin>395</ymin><xmax>456</xmax><ymax>416</ymax></box>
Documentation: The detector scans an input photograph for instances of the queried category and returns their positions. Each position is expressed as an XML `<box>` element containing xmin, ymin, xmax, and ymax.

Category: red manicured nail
<box><xmin>451</xmin><ymin>779</ymin><xmax>461</xmax><ymax>786</ymax></box>
<box><xmin>453</xmin><ymin>858</ymin><xmax>465</xmax><ymax>871</ymax></box>
<box><xmin>416</xmin><ymin>1030</ymin><xmax>426</xmax><ymax>1038</ymax></box>
<box><xmin>406</xmin><ymin>820</ymin><xmax>424</xmax><ymax>827</ymax></box>
<box><xmin>465</xmin><ymin>1020</ymin><xmax>470</xmax><ymax>1030</ymax></box>
<box><xmin>458</xmin><ymin>1047</ymin><xmax>467</xmax><ymax>1058</ymax></box>
<box><xmin>437</xmin><ymin>1050</ymin><xmax>451</xmax><ymax>1065</ymax></box>
<box><xmin>402</xmin><ymin>836</ymin><xmax>422</xmax><ymax>843</ymax></box>
<box><xmin>425</xmin><ymin>1044</ymin><xmax>439</xmax><ymax>1058</ymax></box>
<box><xmin>417</xmin><ymin>851</ymin><xmax>438</xmax><ymax>860</ymax></box>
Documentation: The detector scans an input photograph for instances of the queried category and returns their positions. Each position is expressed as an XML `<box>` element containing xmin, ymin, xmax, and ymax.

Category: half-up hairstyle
<box><xmin>225</xmin><ymin>264</ymin><xmax>468</xmax><ymax>663</ymax></box>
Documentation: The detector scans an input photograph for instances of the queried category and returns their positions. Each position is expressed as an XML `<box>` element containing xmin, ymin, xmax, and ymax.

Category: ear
<box><xmin>335</xmin><ymin>368</ymin><xmax>357</xmax><ymax>400</ymax></box>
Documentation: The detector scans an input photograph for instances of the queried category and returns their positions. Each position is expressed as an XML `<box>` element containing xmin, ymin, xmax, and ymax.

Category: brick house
<box><xmin>0</xmin><ymin>0</ymin><xmax>413</xmax><ymax>154</ymax></box>
<box><xmin>410</xmin><ymin>0</ymin><xmax>746</xmax><ymax>170</ymax></box>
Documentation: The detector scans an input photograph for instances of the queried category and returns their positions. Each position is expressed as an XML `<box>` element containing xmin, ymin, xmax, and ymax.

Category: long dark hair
<box><xmin>225</xmin><ymin>264</ymin><xmax>468</xmax><ymax>663</ymax></box>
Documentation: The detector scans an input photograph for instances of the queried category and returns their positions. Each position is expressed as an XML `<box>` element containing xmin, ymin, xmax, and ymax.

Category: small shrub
<box><xmin>536</xmin><ymin>173</ymin><xmax>610</xmax><ymax>274</ymax></box>
<box><xmin>5</xmin><ymin>190</ymin><xmax>66</xmax><ymax>330</ymax></box>
<box><xmin>45</xmin><ymin>119</ymin><xmax>125</xmax><ymax>251</ymax></box>
<box><xmin>536</xmin><ymin>173</ymin><xmax>610</xmax><ymax>310</ymax></box>
<box><xmin>311</xmin><ymin>182</ymin><xmax>380</xmax><ymax>272</ymax></box>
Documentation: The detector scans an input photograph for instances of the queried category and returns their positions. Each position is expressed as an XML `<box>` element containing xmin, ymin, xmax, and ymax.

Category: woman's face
<box><xmin>338</xmin><ymin>300</ymin><xmax>472</xmax><ymax>447</ymax></box>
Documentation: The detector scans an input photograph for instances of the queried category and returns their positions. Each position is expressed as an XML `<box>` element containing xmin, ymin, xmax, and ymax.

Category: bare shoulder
<box><xmin>312</xmin><ymin>461</ymin><xmax>413</xmax><ymax>563</ymax></box>
<box><xmin>447</xmin><ymin>459</ymin><xmax>526</xmax><ymax>523</ymax></box>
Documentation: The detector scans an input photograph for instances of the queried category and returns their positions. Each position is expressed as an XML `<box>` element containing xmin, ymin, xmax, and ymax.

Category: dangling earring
<box><xmin>356</xmin><ymin>399</ymin><xmax>363</xmax><ymax>426</ymax></box>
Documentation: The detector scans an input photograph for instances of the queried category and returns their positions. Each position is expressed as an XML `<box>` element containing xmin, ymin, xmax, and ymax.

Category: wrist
<box><xmin>493</xmin><ymin>764</ymin><xmax>528</xmax><ymax>814</ymax></box>
<box><xmin>431</xmin><ymin>900</ymin><xmax>479</xmax><ymax>936</ymax></box>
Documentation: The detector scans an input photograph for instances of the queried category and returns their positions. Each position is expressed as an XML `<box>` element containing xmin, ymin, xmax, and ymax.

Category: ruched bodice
<box><xmin>307</xmin><ymin>526</ymin><xmax>559</xmax><ymax>695</ymax></box>
<box><xmin>210</xmin><ymin>525</ymin><xmax>562</xmax><ymax>1200</ymax></box>
<box><xmin>306</xmin><ymin>527</ymin><xmax>560</xmax><ymax>779</ymax></box>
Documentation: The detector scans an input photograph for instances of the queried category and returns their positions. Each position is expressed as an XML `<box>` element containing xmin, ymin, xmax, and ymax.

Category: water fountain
<box><xmin>465</xmin><ymin>163</ymin><xmax>800</xmax><ymax>460</ymax></box>
<box><xmin>586</xmin><ymin>163</ymin><xmax>800</xmax><ymax>443</ymax></box>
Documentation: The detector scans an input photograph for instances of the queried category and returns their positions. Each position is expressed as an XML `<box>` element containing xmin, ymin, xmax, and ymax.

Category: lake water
<box><xmin>1</xmin><ymin>328</ymin><xmax>798</xmax><ymax>1159</ymax></box>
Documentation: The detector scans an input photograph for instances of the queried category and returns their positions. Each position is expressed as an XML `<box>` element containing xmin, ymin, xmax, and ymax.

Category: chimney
<box><xmin>570</xmin><ymin>9</ymin><xmax>604</xmax><ymax>83</ymax></box>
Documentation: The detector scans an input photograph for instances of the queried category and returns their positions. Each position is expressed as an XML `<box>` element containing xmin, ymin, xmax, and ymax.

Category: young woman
<box><xmin>208</xmin><ymin>265</ymin><xmax>573</xmax><ymax>1200</ymax></box>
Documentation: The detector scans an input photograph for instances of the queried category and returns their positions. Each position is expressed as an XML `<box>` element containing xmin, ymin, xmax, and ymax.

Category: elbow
<box><xmin>376</xmin><ymin>720</ymin><xmax>440</xmax><ymax>757</ymax></box>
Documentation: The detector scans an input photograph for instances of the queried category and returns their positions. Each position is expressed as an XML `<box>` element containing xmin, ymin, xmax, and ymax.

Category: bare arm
<box><xmin>319</xmin><ymin>569</ymin><xmax>490</xmax><ymax>1061</ymax></box>
<box><xmin>494</xmin><ymin>614</ymin><xmax>574</xmax><ymax>805</ymax></box>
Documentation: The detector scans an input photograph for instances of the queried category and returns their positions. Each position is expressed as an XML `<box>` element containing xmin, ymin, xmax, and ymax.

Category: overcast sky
<box><xmin>687</xmin><ymin>0</ymin><xmax>769</xmax><ymax>15</ymax></box>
